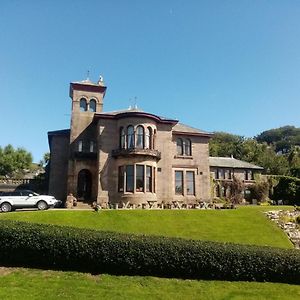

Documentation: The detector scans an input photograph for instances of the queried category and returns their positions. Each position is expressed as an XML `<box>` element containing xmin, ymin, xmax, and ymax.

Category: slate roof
<box><xmin>209</xmin><ymin>157</ymin><xmax>264</xmax><ymax>170</ymax></box>
<box><xmin>96</xmin><ymin>107</ymin><xmax>144</xmax><ymax>115</ymax></box>
<box><xmin>173</xmin><ymin>122</ymin><xmax>212</xmax><ymax>135</ymax></box>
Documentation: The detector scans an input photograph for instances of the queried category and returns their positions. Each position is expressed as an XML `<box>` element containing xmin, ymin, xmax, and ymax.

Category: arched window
<box><xmin>136</xmin><ymin>126</ymin><xmax>144</xmax><ymax>149</ymax></box>
<box><xmin>145</xmin><ymin>127</ymin><xmax>152</xmax><ymax>149</ymax></box>
<box><xmin>176</xmin><ymin>138</ymin><xmax>183</xmax><ymax>155</ymax></box>
<box><xmin>127</xmin><ymin>125</ymin><xmax>134</xmax><ymax>149</ymax></box>
<box><xmin>89</xmin><ymin>99</ymin><xmax>97</xmax><ymax>112</ymax></box>
<box><xmin>184</xmin><ymin>139</ymin><xmax>192</xmax><ymax>156</ymax></box>
<box><xmin>120</xmin><ymin>127</ymin><xmax>126</xmax><ymax>149</ymax></box>
<box><xmin>80</xmin><ymin>98</ymin><xmax>87</xmax><ymax>111</ymax></box>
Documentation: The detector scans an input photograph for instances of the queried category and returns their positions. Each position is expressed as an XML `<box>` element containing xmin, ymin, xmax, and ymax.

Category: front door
<box><xmin>77</xmin><ymin>169</ymin><xmax>92</xmax><ymax>201</ymax></box>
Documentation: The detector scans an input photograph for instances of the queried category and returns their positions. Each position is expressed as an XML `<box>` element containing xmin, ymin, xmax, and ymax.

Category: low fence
<box><xmin>0</xmin><ymin>178</ymin><xmax>47</xmax><ymax>194</ymax></box>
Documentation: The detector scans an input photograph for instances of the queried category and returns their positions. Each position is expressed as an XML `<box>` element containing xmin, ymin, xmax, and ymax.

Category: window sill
<box><xmin>174</xmin><ymin>155</ymin><xmax>193</xmax><ymax>159</ymax></box>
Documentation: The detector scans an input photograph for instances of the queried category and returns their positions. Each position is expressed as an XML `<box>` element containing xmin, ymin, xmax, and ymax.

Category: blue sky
<box><xmin>1</xmin><ymin>0</ymin><xmax>300</xmax><ymax>162</ymax></box>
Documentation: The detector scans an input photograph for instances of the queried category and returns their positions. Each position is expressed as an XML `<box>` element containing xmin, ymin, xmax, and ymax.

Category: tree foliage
<box><xmin>0</xmin><ymin>144</ymin><xmax>33</xmax><ymax>178</ymax></box>
<box><xmin>256</xmin><ymin>126</ymin><xmax>300</xmax><ymax>153</ymax></box>
<box><xmin>248</xmin><ymin>178</ymin><xmax>269</xmax><ymax>203</ymax></box>
<box><xmin>209</xmin><ymin>127</ymin><xmax>300</xmax><ymax>177</ymax></box>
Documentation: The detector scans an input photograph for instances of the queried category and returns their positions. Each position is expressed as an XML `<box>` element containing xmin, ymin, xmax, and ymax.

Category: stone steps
<box><xmin>73</xmin><ymin>202</ymin><xmax>93</xmax><ymax>210</ymax></box>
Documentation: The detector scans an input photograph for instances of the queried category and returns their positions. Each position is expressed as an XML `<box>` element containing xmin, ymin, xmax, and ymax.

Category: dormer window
<box><xmin>89</xmin><ymin>99</ymin><xmax>97</xmax><ymax>112</ymax></box>
<box><xmin>80</xmin><ymin>98</ymin><xmax>87</xmax><ymax>111</ymax></box>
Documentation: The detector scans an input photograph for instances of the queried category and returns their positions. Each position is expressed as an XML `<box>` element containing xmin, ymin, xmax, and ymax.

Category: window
<box><xmin>221</xmin><ymin>169</ymin><xmax>226</xmax><ymax>179</ymax></box>
<box><xmin>186</xmin><ymin>171</ymin><xmax>195</xmax><ymax>195</ymax></box>
<box><xmin>176</xmin><ymin>138</ymin><xmax>183</xmax><ymax>155</ymax></box>
<box><xmin>120</xmin><ymin>127</ymin><xmax>126</xmax><ymax>149</ymax></box>
<box><xmin>175</xmin><ymin>171</ymin><xmax>183</xmax><ymax>195</ymax></box>
<box><xmin>176</xmin><ymin>138</ymin><xmax>192</xmax><ymax>156</ymax></box>
<box><xmin>126</xmin><ymin>165</ymin><xmax>134</xmax><ymax>192</ymax></box>
<box><xmin>145</xmin><ymin>127</ymin><xmax>152</xmax><ymax>149</ymax></box>
<box><xmin>89</xmin><ymin>99</ymin><xmax>97</xmax><ymax>112</ymax></box>
<box><xmin>136</xmin><ymin>165</ymin><xmax>144</xmax><ymax>192</ymax></box>
<box><xmin>80</xmin><ymin>98</ymin><xmax>87</xmax><ymax>111</ymax></box>
<box><xmin>136</xmin><ymin>126</ymin><xmax>144</xmax><ymax>149</ymax></box>
<box><xmin>250</xmin><ymin>170</ymin><xmax>254</xmax><ymax>180</ymax></box>
<box><xmin>118</xmin><ymin>166</ymin><xmax>124</xmax><ymax>192</ymax></box>
<box><xmin>118</xmin><ymin>165</ymin><xmax>155</xmax><ymax>194</ymax></box>
<box><xmin>215</xmin><ymin>169</ymin><xmax>219</xmax><ymax>179</ymax></box>
<box><xmin>90</xmin><ymin>141</ymin><xmax>95</xmax><ymax>153</ymax></box>
<box><xmin>183</xmin><ymin>139</ymin><xmax>192</xmax><ymax>156</ymax></box>
<box><xmin>127</xmin><ymin>126</ymin><xmax>134</xmax><ymax>149</ymax></box>
<box><xmin>146</xmin><ymin>166</ymin><xmax>152</xmax><ymax>192</ymax></box>
<box><xmin>119</xmin><ymin>125</ymin><xmax>156</xmax><ymax>150</ymax></box>
<box><xmin>228</xmin><ymin>169</ymin><xmax>232</xmax><ymax>179</ymax></box>
<box><xmin>78</xmin><ymin>140</ymin><xmax>83</xmax><ymax>152</ymax></box>
<box><xmin>245</xmin><ymin>170</ymin><xmax>254</xmax><ymax>180</ymax></box>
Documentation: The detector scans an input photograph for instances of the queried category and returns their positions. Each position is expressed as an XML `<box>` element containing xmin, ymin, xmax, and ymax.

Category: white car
<box><xmin>0</xmin><ymin>190</ymin><xmax>61</xmax><ymax>212</ymax></box>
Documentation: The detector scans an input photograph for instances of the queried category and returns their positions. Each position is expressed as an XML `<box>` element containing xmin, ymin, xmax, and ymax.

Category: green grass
<box><xmin>0</xmin><ymin>206</ymin><xmax>292</xmax><ymax>248</ymax></box>
<box><xmin>0</xmin><ymin>267</ymin><xmax>300</xmax><ymax>300</ymax></box>
<box><xmin>0</xmin><ymin>207</ymin><xmax>296</xmax><ymax>299</ymax></box>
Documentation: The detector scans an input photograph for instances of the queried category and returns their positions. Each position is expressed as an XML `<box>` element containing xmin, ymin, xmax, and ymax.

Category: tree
<box><xmin>248</xmin><ymin>178</ymin><xmax>269</xmax><ymax>203</ymax></box>
<box><xmin>39</xmin><ymin>152</ymin><xmax>50</xmax><ymax>168</ymax></box>
<box><xmin>288</xmin><ymin>146</ymin><xmax>300</xmax><ymax>178</ymax></box>
<box><xmin>209</xmin><ymin>133</ymin><xmax>290</xmax><ymax>175</ymax></box>
<box><xmin>209</xmin><ymin>132</ymin><xmax>244</xmax><ymax>158</ymax></box>
<box><xmin>256</xmin><ymin>126</ymin><xmax>300</xmax><ymax>153</ymax></box>
<box><xmin>0</xmin><ymin>144</ymin><xmax>33</xmax><ymax>178</ymax></box>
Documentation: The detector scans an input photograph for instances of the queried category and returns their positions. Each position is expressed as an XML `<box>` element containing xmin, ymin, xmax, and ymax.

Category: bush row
<box><xmin>0</xmin><ymin>220</ymin><xmax>299</xmax><ymax>284</ymax></box>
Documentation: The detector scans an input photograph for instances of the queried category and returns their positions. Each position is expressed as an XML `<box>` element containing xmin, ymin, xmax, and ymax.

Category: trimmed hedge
<box><xmin>0</xmin><ymin>220</ymin><xmax>299</xmax><ymax>284</ymax></box>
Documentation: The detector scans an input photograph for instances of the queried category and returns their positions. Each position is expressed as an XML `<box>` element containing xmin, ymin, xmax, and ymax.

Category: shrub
<box><xmin>226</xmin><ymin>176</ymin><xmax>244</xmax><ymax>204</ymax></box>
<box><xmin>248</xmin><ymin>179</ymin><xmax>269</xmax><ymax>203</ymax></box>
<box><xmin>0</xmin><ymin>220</ymin><xmax>299</xmax><ymax>284</ymax></box>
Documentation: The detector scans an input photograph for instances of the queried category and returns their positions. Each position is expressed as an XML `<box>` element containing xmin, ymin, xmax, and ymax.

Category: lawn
<box><xmin>0</xmin><ymin>206</ymin><xmax>297</xmax><ymax>299</ymax></box>
<box><xmin>0</xmin><ymin>267</ymin><xmax>299</xmax><ymax>300</ymax></box>
<box><xmin>0</xmin><ymin>206</ymin><xmax>292</xmax><ymax>248</ymax></box>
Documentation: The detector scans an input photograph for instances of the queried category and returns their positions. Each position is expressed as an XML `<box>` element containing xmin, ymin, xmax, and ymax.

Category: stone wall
<box><xmin>48</xmin><ymin>135</ymin><xmax>69</xmax><ymax>201</ymax></box>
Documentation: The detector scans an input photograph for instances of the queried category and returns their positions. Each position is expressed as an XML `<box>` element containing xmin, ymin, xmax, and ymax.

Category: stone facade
<box><xmin>48</xmin><ymin>78</ymin><xmax>213</xmax><ymax>206</ymax></box>
<box><xmin>209</xmin><ymin>157</ymin><xmax>264</xmax><ymax>199</ymax></box>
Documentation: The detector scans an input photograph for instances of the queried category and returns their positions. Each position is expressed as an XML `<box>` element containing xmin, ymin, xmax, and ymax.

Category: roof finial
<box><xmin>86</xmin><ymin>70</ymin><xmax>90</xmax><ymax>80</ymax></box>
<box><xmin>97</xmin><ymin>75</ymin><xmax>104</xmax><ymax>85</ymax></box>
<box><xmin>134</xmin><ymin>96</ymin><xmax>138</xmax><ymax>109</ymax></box>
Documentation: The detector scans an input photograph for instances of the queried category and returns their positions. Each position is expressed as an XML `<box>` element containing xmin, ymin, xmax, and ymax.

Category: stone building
<box><xmin>48</xmin><ymin>78</ymin><xmax>213</xmax><ymax>207</ymax></box>
<box><xmin>209</xmin><ymin>156</ymin><xmax>264</xmax><ymax>199</ymax></box>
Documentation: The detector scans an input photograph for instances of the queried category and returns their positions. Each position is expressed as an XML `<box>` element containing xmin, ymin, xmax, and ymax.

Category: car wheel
<box><xmin>1</xmin><ymin>202</ymin><xmax>12</xmax><ymax>213</ymax></box>
<box><xmin>37</xmin><ymin>200</ymin><xmax>48</xmax><ymax>210</ymax></box>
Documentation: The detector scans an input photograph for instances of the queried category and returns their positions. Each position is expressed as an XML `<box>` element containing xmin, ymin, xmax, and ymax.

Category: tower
<box><xmin>67</xmin><ymin>76</ymin><xmax>107</xmax><ymax>201</ymax></box>
<box><xmin>69</xmin><ymin>76</ymin><xmax>107</xmax><ymax>143</ymax></box>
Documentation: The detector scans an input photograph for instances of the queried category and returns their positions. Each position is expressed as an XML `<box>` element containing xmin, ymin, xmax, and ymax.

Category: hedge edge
<box><xmin>0</xmin><ymin>220</ymin><xmax>299</xmax><ymax>284</ymax></box>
